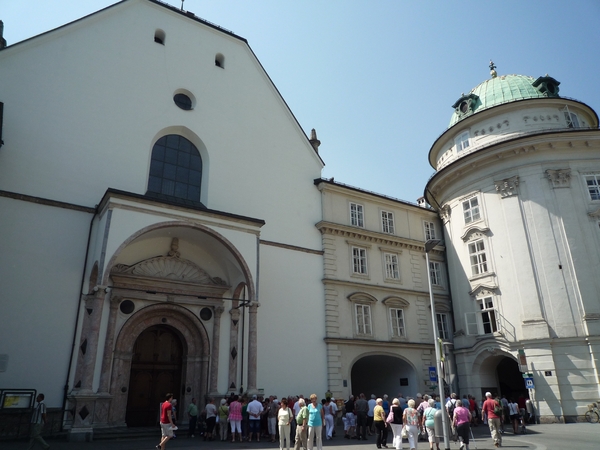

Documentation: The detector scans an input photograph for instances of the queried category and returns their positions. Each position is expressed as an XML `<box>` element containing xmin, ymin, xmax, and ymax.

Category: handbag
<box><xmin>215</xmin><ymin>415</ymin><xmax>220</xmax><ymax>423</ymax></box>
<box><xmin>401</xmin><ymin>425</ymin><xmax>407</xmax><ymax>438</ymax></box>
<box><xmin>386</xmin><ymin>410</ymin><xmax>394</xmax><ymax>424</ymax></box>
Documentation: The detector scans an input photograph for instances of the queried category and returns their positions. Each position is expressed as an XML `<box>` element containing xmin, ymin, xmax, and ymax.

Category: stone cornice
<box><xmin>316</xmin><ymin>221</ymin><xmax>445</xmax><ymax>256</ymax></box>
<box><xmin>322</xmin><ymin>277</ymin><xmax>450</xmax><ymax>300</ymax></box>
<box><xmin>427</xmin><ymin>130</ymin><xmax>600</xmax><ymax>200</ymax></box>
<box><xmin>324</xmin><ymin>337</ymin><xmax>434</xmax><ymax>350</ymax></box>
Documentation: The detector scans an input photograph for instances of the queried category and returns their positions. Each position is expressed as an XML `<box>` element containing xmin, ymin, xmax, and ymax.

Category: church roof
<box><xmin>449</xmin><ymin>72</ymin><xmax>561</xmax><ymax>128</ymax></box>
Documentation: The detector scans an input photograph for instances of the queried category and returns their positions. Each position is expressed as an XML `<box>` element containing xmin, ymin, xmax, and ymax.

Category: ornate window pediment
<box><xmin>347</xmin><ymin>292</ymin><xmax>378</xmax><ymax>304</ymax></box>
<box><xmin>469</xmin><ymin>284</ymin><xmax>499</xmax><ymax>298</ymax></box>
<box><xmin>382</xmin><ymin>296</ymin><xmax>409</xmax><ymax>308</ymax></box>
<box><xmin>461</xmin><ymin>225</ymin><xmax>490</xmax><ymax>242</ymax></box>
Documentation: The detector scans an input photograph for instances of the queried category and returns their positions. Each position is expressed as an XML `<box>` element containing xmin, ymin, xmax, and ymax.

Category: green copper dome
<box><xmin>449</xmin><ymin>73</ymin><xmax>560</xmax><ymax>128</ymax></box>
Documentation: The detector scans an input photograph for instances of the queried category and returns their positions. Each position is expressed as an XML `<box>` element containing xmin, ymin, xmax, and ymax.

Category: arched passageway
<box><xmin>478</xmin><ymin>354</ymin><xmax>525</xmax><ymax>400</ymax></box>
<box><xmin>351</xmin><ymin>355</ymin><xmax>416</xmax><ymax>397</ymax></box>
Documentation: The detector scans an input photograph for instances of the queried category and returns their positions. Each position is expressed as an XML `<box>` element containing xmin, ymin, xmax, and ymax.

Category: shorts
<box><xmin>161</xmin><ymin>423</ymin><xmax>174</xmax><ymax>437</ymax></box>
<box><xmin>510</xmin><ymin>414</ymin><xmax>520</xmax><ymax>421</ymax></box>
<box><xmin>345</xmin><ymin>412</ymin><xmax>356</xmax><ymax>428</ymax></box>
<box><xmin>249</xmin><ymin>419</ymin><xmax>260</xmax><ymax>433</ymax></box>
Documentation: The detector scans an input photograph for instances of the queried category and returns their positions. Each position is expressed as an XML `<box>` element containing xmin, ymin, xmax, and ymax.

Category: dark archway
<box><xmin>497</xmin><ymin>357</ymin><xmax>526</xmax><ymax>400</ymax></box>
<box><xmin>126</xmin><ymin>325</ymin><xmax>183</xmax><ymax>426</ymax></box>
<box><xmin>351</xmin><ymin>355</ymin><xmax>416</xmax><ymax>398</ymax></box>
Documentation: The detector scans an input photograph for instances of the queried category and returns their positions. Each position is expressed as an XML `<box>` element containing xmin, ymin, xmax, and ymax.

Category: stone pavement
<box><xmin>4</xmin><ymin>423</ymin><xmax>598</xmax><ymax>450</ymax></box>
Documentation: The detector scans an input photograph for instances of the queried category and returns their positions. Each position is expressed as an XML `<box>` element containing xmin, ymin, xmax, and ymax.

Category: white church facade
<box><xmin>0</xmin><ymin>0</ymin><xmax>328</xmax><ymax>438</ymax></box>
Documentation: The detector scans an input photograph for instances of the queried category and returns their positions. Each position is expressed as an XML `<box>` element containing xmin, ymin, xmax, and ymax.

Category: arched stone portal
<box><xmin>107</xmin><ymin>303</ymin><xmax>210</xmax><ymax>426</ymax></box>
<box><xmin>351</xmin><ymin>355</ymin><xmax>416</xmax><ymax>397</ymax></box>
<box><xmin>126</xmin><ymin>325</ymin><xmax>183</xmax><ymax>427</ymax></box>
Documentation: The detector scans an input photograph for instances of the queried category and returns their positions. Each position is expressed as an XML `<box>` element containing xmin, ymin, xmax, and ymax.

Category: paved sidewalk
<box><xmin>4</xmin><ymin>423</ymin><xmax>598</xmax><ymax>450</ymax></box>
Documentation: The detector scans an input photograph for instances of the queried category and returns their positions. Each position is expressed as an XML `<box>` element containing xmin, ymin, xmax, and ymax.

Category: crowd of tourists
<box><xmin>156</xmin><ymin>390</ymin><xmax>533</xmax><ymax>450</ymax></box>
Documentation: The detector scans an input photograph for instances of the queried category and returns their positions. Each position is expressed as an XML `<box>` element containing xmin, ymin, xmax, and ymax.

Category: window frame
<box><xmin>436</xmin><ymin>312</ymin><xmax>450</xmax><ymax>340</ymax></box>
<box><xmin>462</xmin><ymin>196</ymin><xmax>481</xmax><ymax>224</ymax></box>
<box><xmin>468</xmin><ymin>238</ymin><xmax>488</xmax><ymax>276</ymax></box>
<box><xmin>389</xmin><ymin>308</ymin><xmax>406</xmax><ymax>338</ymax></box>
<box><xmin>429</xmin><ymin>261</ymin><xmax>442</xmax><ymax>286</ymax></box>
<box><xmin>383</xmin><ymin>252</ymin><xmax>400</xmax><ymax>280</ymax></box>
<box><xmin>381</xmin><ymin>210</ymin><xmax>395</xmax><ymax>234</ymax></box>
<box><xmin>455</xmin><ymin>131</ymin><xmax>471</xmax><ymax>152</ymax></box>
<box><xmin>355</xmin><ymin>303</ymin><xmax>373</xmax><ymax>336</ymax></box>
<box><xmin>465</xmin><ymin>296</ymin><xmax>500</xmax><ymax>336</ymax></box>
<box><xmin>424</xmin><ymin>221</ymin><xmax>436</xmax><ymax>240</ymax></box>
<box><xmin>350</xmin><ymin>202</ymin><xmax>365</xmax><ymax>228</ymax></box>
<box><xmin>351</xmin><ymin>246</ymin><xmax>368</xmax><ymax>275</ymax></box>
<box><xmin>584</xmin><ymin>174</ymin><xmax>600</xmax><ymax>201</ymax></box>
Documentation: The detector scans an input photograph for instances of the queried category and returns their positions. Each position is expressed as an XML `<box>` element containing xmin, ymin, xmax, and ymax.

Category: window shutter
<box><xmin>465</xmin><ymin>312</ymin><xmax>479</xmax><ymax>335</ymax></box>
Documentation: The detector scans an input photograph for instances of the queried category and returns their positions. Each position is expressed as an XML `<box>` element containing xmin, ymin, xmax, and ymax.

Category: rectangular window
<box><xmin>424</xmin><ymin>221</ymin><xmax>436</xmax><ymax>240</ymax></box>
<box><xmin>350</xmin><ymin>202</ymin><xmax>364</xmax><ymax>227</ymax></box>
<box><xmin>429</xmin><ymin>261</ymin><xmax>442</xmax><ymax>286</ymax></box>
<box><xmin>352</xmin><ymin>247</ymin><xmax>368</xmax><ymax>274</ymax></box>
<box><xmin>468</xmin><ymin>239</ymin><xmax>488</xmax><ymax>276</ymax></box>
<box><xmin>381</xmin><ymin>210</ymin><xmax>395</xmax><ymax>234</ymax></box>
<box><xmin>585</xmin><ymin>175</ymin><xmax>600</xmax><ymax>201</ymax></box>
<box><xmin>562</xmin><ymin>106</ymin><xmax>580</xmax><ymax>129</ymax></box>
<box><xmin>455</xmin><ymin>131</ymin><xmax>470</xmax><ymax>152</ymax></box>
<box><xmin>390</xmin><ymin>308</ymin><xmax>405</xmax><ymax>337</ymax></box>
<box><xmin>356</xmin><ymin>304</ymin><xmax>372</xmax><ymax>335</ymax></box>
<box><xmin>462</xmin><ymin>196</ymin><xmax>481</xmax><ymax>223</ymax></box>
<box><xmin>384</xmin><ymin>253</ymin><xmax>399</xmax><ymax>279</ymax></box>
<box><xmin>436</xmin><ymin>313</ymin><xmax>450</xmax><ymax>340</ymax></box>
<box><xmin>465</xmin><ymin>297</ymin><xmax>499</xmax><ymax>336</ymax></box>
<box><xmin>477</xmin><ymin>297</ymin><xmax>499</xmax><ymax>334</ymax></box>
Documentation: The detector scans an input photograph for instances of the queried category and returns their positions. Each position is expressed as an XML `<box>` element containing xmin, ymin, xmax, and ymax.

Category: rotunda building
<box><xmin>425</xmin><ymin>64</ymin><xmax>600</xmax><ymax>422</ymax></box>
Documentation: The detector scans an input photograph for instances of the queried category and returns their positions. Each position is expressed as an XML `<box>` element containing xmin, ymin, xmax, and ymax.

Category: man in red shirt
<box><xmin>481</xmin><ymin>392</ymin><xmax>502</xmax><ymax>447</ymax></box>
<box><xmin>158</xmin><ymin>393</ymin><xmax>175</xmax><ymax>450</ymax></box>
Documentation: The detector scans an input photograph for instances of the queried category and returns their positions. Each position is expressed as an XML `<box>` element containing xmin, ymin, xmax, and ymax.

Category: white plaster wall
<box><xmin>0</xmin><ymin>0</ymin><xmax>323</xmax><ymax>250</ymax></box>
<box><xmin>0</xmin><ymin>198</ymin><xmax>91</xmax><ymax>406</ymax></box>
<box><xmin>255</xmin><ymin>244</ymin><xmax>326</xmax><ymax>397</ymax></box>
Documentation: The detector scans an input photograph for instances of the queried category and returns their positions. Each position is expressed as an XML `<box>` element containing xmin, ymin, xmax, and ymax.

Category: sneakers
<box><xmin>459</xmin><ymin>442</ymin><xmax>465</xmax><ymax>449</ymax></box>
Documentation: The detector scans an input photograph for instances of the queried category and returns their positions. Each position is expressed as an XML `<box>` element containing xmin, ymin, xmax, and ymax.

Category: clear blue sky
<box><xmin>2</xmin><ymin>0</ymin><xmax>599</xmax><ymax>203</ymax></box>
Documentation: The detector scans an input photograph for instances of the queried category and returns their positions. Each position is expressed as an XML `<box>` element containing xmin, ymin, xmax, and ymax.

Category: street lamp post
<box><xmin>425</xmin><ymin>238</ymin><xmax>451</xmax><ymax>450</ymax></box>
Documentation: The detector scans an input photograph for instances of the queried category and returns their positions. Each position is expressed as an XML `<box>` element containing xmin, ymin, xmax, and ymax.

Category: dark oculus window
<box><xmin>174</xmin><ymin>93</ymin><xmax>192</xmax><ymax>110</ymax></box>
<box><xmin>146</xmin><ymin>135</ymin><xmax>202</xmax><ymax>203</ymax></box>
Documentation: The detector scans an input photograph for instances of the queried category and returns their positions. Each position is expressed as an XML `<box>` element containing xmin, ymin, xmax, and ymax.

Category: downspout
<box><xmin>61</xmin><ymin>206</ymin><xmax>98</xmax><ymax>428</ymax></box>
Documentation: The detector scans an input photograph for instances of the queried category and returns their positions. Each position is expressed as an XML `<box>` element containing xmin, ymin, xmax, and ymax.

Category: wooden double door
<box><xmin>126</xmin><ymin>325</ymin><xmax>183</xmax><ymax>427</ymax></box>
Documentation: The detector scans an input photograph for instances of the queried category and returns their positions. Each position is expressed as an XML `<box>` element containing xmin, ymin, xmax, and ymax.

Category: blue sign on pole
<box><xmin>524</xmin><ymin>378</ymin><xmax>535</xmax><ymax>389</ymax></box>
<box><xmin>429</xmin><ymin>366</ymin><xmax>437</xmax><ymax>382</ymax></box>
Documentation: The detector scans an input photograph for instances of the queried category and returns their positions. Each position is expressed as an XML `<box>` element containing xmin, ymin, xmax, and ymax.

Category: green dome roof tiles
<box><xmin>449</xmin><ymin>74</ymin><xmax>560</xmax><ymax>127</ymax></box>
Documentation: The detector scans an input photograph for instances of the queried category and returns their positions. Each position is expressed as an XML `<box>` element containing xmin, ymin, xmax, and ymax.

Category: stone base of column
<box><xmin>66</xmin><ymin>391</ymin><xmax>114</xmax><ymax>441</ymax></box>
<box><xmin>68</xmin><ymin>427</ymin><xmax>94</xmax><ymax>442</ymax></box>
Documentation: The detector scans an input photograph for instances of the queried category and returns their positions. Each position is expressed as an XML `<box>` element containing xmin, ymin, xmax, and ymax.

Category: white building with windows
<box><xmin>0</xmin><ymin>0</ymin><xmax>326</xmax><ymax>438</ymax></box>
<box><xmin>315</xmin><ymin>179</ymin><xmax>452</xmax><ymax>400</ymax></box>
<box><xmin>425</xmin><ymin>65</ymin><xmax>600</xmax><ymax>421</ymax></box>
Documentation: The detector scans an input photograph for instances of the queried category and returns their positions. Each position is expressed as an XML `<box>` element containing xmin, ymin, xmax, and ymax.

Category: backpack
<box><xmin>493</xmin><ymin>401</ymin><xmax>503</xmax><ymax>416</ymax></box>
<box><xmin>447</xmin><ymin>399</ymin><xmax>456</xmax><ymax>417</ymax></box>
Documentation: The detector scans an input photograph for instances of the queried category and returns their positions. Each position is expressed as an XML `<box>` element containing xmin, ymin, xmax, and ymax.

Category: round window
<box><xmin>174</xmin><ymin>93</ymin><xmax>193</xmax><ymax>110</ymax></box>
<box><xmin>459</xmin><ymin>101</ymin><xmax>469</xmax><ymax>114</ymax></box>
<box><xmin>119</xmin><ymin>300</ymin><xmax>135</xmax><ymax>314</ymax></box>
<box><xmin>200</xmin><ymin>307</ymin><xmax>213</xmax><ymax>321</ymax></box>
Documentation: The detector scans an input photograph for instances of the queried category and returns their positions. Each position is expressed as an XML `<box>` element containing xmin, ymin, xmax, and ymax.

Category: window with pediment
<box><xmin>348</xmin><ymin>293</ymin><xmax>377</xmax><ymax>338</ymax></box>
